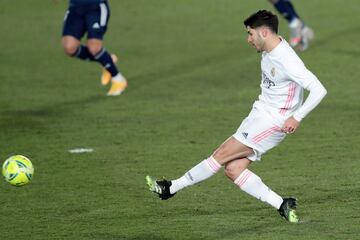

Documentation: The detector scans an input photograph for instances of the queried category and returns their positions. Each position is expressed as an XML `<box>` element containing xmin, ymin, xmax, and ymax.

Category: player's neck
<box><xmin>264</xmin><ymin>35</ymin><xmax>282</xmax><ymax>53</ymax></box>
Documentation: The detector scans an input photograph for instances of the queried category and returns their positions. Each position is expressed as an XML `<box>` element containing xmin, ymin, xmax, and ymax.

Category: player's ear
<box><xmin>260</xmin><ymin>27</ymin><xmax>268</xmax><ymax>38</ymax></box>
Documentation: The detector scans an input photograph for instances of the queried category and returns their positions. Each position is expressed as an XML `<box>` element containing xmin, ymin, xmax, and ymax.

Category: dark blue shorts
<box><xmin>62</xmin><ymin>2</ymin><xmax>110</xmax><ymax>40</ymax></box>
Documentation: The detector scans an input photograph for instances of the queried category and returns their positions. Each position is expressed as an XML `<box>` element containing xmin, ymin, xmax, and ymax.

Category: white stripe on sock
<box><xmin>234</xmin><ymin>169</ymin><xmax>283</xmax><ymax>209</ymax></box>
<box><xmin>170</xmin><ymin>156</ymin><xmax>221</xmax><ymax>194</ymax></box>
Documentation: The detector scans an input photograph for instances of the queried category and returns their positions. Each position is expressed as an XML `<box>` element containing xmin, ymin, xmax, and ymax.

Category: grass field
<box><xmin>1</xmin><ymin>0</ymin><xmax>360</xmax><ymax>239</ymax></box>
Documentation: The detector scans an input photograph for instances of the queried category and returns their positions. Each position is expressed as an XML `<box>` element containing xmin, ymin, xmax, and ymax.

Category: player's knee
<box><xmin>87</xmin><ymin>43</ymin><xmax>102</xmax><ymax>56</ymax></box>
<box><xmin>224</xmin><ymin>160</ymin><xmax>250</xmax><ymax>181</ymax></box>
<box><xmin>62</xmin><ymin>42</ymin><xmax>78</xmax><ymax>56</ymax></box>
<box><xmin>62</xmin><ymin>36</ymin><xmax>80</xmax><ymax>56</ymax></box>
<box><xmin>224</xmin><ymin>163</ymin><xmax>238</xmax><ymax>180</ymax></box>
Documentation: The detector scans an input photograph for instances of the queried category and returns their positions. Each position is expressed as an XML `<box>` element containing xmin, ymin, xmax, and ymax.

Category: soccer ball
<box><xmin>2</xmin><ymin>155</ymin><xmax>34</xmax><ymax>186</ymax></box>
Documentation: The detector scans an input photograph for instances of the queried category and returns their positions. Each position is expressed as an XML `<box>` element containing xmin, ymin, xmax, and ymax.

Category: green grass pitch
<box><xmin>0</xmin><ymin>0</ymin><xmax>360</xmax><ymax>239</ymax></box>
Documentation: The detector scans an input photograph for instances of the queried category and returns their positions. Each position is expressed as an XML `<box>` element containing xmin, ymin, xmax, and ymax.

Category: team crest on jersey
<box><xmin>262</xmin><ymin>72</ymin><xmax>275</xmax><ymax>88</ymax></box>
<box><xmin>271</xmin><ymin>67</ymin><xmax>276</xmax><ymax>77</ymax></box>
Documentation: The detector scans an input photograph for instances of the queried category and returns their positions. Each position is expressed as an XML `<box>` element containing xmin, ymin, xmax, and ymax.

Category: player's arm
<box><xmin>293</xmin><ymin>78</ymin><xmax>327</xmax><ymax>122</ymax></box>
<box><xmin>282</xmin><ymin>64</ymin><xmax>327</xmax><ymax>133</ymax></box>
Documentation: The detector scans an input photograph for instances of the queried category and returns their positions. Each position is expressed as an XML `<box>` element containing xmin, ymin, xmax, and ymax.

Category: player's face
<box><xmin>246</xmin><ymin>26</ymin><xmax>265</xmax><ymax>52</ymax></box>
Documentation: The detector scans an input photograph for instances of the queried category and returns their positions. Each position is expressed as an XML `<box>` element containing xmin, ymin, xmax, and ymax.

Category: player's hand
<box><xmin>282</xmin><ymin>116</ymin><xmax>300</xmax><ymax>134</ymax></box>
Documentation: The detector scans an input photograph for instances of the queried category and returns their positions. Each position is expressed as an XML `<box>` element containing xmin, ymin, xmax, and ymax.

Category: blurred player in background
<box><xmin>146</xmin><ymin>10</ymin><xmax>327</xmax><ymax>223</ymax></box>
<box><xmin>62</xmin><ymin>0</ymin><xmax>127</xmax><ymax>96</ymax></box>
<box><xmin>269</xmin><ymin>0</ymin><xmax>314</xmax><ymax>50</ymax></box>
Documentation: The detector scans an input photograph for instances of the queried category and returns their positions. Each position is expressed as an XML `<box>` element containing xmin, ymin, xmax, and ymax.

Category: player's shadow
<box><xmin>124</xmin><ymin>234</ymin><xmax>172</xmax><ymax>240</ymax></box>
<box><xmin>86</xmin><ymin>233</ymin><xmax>172</xmax><ymax>240</ymax></box>
<box><xmin>0</xmin><ymin>94</ymin><xmax>105</xmax><ymax>133</ymax></box>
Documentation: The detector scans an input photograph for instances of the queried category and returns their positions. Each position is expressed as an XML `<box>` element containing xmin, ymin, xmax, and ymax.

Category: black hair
<box><xmin>243</xmin><ymin>10</ymin><xmax>279</xmax><ymax>34</ymax></box>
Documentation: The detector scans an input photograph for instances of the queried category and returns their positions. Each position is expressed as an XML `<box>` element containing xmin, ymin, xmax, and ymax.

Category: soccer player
<box><xmin>269</xmin><ymin>0</ymin><xmax>314</xmax><ymax>51</ymax></box>
<box><xmin>62</xmin><ymin>0</ymin><xmax>127</xmax><ymax>96</ymax></box>
<box><xmin>146</xmin><ymin>10</ymin><xmax>327</xmax><ymax>223</ymax></box>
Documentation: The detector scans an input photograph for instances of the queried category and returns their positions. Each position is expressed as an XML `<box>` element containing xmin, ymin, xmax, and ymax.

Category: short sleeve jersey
<box><xmin>258</xmin><ymin>38</ymin><xmax>319</xmax><ymax>118</ymax></box>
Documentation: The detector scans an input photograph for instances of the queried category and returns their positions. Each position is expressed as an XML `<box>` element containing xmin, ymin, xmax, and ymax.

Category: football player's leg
<box><xmin>62</xmin><ymin>8</ymin><xmax>93</xmax><ymax>60</ymax></box>
<box><xmin>62</xmin><ymin>36</ymin><xmax>81</xmax><ymax>56</ymax></box>
<box><xmin>146</xmin><ymin>155</ymin><xmax>222</xmax><ymax>200</ymax></box>
<box><xmin>62</xmin><ymin>36</ymin><xmax>95</xmax><ymax>61</ymax></box>
<box><xmin>226</xmin><ymin>160</ymin><xmax>298</xmax><ymax>222</ymax></box>
<box><xmin>225</xmin><ymin>159</ymin><xmax>283</xmax><ymax>209</ymax></box>
<box><xmin>148</xmin><ymin>137</ymin><xmax>253</xmax><ymax>198</ymax></box>
<box><xmin>269</xmin><ymin>0</ymin><xmax>299</xmax><ymax>23</ymax></box>
<box><xmin>86</xmin><ymin>39</ymin><xmax>123</xmax><ymax>81</ymax></box>
<box><xmin>167</xmin><ymin>156</ymin><xmax>222</xmax><ymax>195</ymax></box>
<box><xmin>86</xmin><ymin>3</ymin><xmax>127</xmax><ymax>94</ymax></box>
<box><xmin>87</xmin><ymin>39</ymin><xmax>127</xmax><ymax>95</ymax></box>
<box><xmin>270</xmin><ymin>0</ymin><xmax>303</xmax><ymax>47</ymax></box>
<box><xmin>146</xmin><ymin>153</ymin><xmax>225</xmax><ymax>200</ymax></box>
<box><xmin>270</xmin><ymin>0</ymin><xmax>313</xmax><ymax>50</ymax></box>
<box><xmin>101</xmin><ymin>54</ymin><xmax>118</xmax><ymax>85</ymax></box>
<box><xmin>212</xmin><ymin>136</ymin><xmax>254</xmax><ymax>165</ymax></box>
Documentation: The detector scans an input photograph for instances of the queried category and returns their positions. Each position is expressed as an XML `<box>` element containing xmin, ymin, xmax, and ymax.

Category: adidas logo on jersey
<box><xmin>92</xmin><ymin>22</ymin><xmax>100</xmax><ymax>29</ymax></box>
<box><xmin>242</xmin><ymin>132</ymin><xmax>248</xmax><ymax>139</ymax></box>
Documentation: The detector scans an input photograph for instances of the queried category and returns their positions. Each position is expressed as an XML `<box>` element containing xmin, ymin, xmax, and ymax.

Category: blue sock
<box><xmin>94</xmin><ymin>48</ymin><xmax>119</xmax><ymax>77</ymax></box>
<box><xmin>73</xmin><ymin>45</ymin><xmax>94</xmax><ymax>61</ymax></box>
<box><xmin>273</xmin><ymin>0</ymin><xmax>299</xmax><ymax>23</ymax></box>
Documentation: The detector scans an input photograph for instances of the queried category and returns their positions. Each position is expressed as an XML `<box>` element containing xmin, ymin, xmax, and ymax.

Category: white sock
<box><xmin>112</xmin><ymin>73</ymin><xmax>126</xmax><ymax>83</ymax></box>
<box><xmin>289</xmin><ymin>18</ymin><xmax>302</xmax><ymax>29</ymax></box>
<box><xmin>170</xmin><ymin>156</ymin><xmax>221</xmax><ymax>194</ymax></box>
<box><xmin>234</xmin><ymin>169</ymin><xmax>283</xmax><ymax>209</ymax></box>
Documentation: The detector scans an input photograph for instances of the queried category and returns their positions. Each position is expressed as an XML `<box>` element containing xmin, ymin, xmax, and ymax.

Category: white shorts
<box><xmin>233</xmin><ymin>102</ymin><xmax>286</xmax><ymax>161</ymax></box>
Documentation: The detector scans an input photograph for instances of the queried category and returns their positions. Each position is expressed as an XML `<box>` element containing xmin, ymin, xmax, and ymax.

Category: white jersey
<box><xmin>233</xmin><ymin>38</ymin><xmax>326</xmax><ymax>160</ymax></box>
<box><xmin>256</xmin><ymin>38</ymin><xmax>326</xmax><ymax>122</ymax></box>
